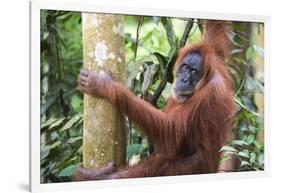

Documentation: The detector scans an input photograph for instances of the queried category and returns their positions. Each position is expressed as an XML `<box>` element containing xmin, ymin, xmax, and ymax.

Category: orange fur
<box><xmin>77</xmin><ymin>20</ymin><xmax>235</xmax><ymax>179</ymax></box>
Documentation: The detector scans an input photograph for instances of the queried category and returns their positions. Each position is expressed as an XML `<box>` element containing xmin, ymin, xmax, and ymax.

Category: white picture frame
<box><xmin>30</xmin><ymin>0</ymin><xmax>270</xmax><ymax>192</ymax></box>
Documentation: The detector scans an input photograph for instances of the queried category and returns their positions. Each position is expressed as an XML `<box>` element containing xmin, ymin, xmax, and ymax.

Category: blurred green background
<box><xmin>40</xmin><ymin>10</ymin><xmax>264</xmax><ymax>183</ymax></box>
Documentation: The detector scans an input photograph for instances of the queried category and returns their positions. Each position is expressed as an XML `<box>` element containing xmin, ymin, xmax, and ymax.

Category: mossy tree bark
<box><xmin>81</xmin><ymin>13</ymin><xmax>126</xmax><ymax>169</ymax></box>
<box><xmin>252</xmin><ymin>24</ymin><xmax>264</xmax><ymax>143</ymax></box>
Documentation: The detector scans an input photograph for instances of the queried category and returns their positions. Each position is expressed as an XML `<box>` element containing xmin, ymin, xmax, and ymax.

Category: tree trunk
<box><xmin>81</xmin><ymin>13</ymin><xmax>126</xmax><ymax>169</ymax></box>
<box><xmin>252</xmin><ymin>24</ymin><xmax>264</xmax><ymax>143</ymax></box>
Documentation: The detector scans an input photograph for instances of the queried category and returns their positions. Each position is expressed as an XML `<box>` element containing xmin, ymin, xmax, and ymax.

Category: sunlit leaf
<box><xmin>246</xmin><ymin>135</ymin><xmax>255</xmax><ymax>144</ymax></box>
<box><xmin>161</xmin><ymin>83</ymin><xmax>173</xmax><ymax>99</ymax></box>
<box><xmin>234</xmin><ymin>97</ymin><xmax>261</xmax><ymax>117</ymax></box>
<box><xmin>231</xmin><ymin>140</ymin><xmax>249</xmax><ymax>147</ymax></box>
<box><xmin>49</xmin><ymin>118</ymin><xmax>66</xmax><ymax>130</ymax></box>
<box><xmin>50</xmin><ymin>141</ymin><xmax>61</xmax><ymax>149</ymax></box>
<box><xmin>41</xmin><ymin>117</ymin><xmax>57</xmax><ymax>130</ymax></box>
<box><xmin>60</xmin><ymin>114</ymin><xmax>82</xmax><ymax>132</ymax></box>
<box><xmin>245</xmin><ymin>47</ymin><xmax>254</xmax><ymax>61</ymax></box>
<box><xmin>238</xmin><ymin>151</ymin><xmax>250</xmax><ymax>159</ymax></box>
<box><xmin>240</xmin><ymin>160</ymin><xmax>250</xmax><ymax>167</ymax></box>
<box><xmin>71</xmin><ymin>95</ymin><xmax>83</xmax><ymax>113</ymax></box>
<box><xmin>220</xmin><ymin>155</ymin><xmax>231</xmax><ymax>162</ymax></box>
<box><xmin>67</xmin><ymin>136</ymin><xmax>82</xmax><ymax>143</ymax></box>
<box><xmin>220</xmin><ymin>145</ymin><xmax>237</xmax><ymax>152</ymax></box>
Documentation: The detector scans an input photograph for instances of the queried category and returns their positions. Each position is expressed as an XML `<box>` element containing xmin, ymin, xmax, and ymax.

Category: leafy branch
<box><xmin>149</xmin><ymin>19</ymin><xmax>194</xmax><ymax>105</ymax></box>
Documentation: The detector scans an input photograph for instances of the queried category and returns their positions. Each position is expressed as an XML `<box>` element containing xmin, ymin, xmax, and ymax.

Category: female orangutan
<box><xmin>76</xmin><ymin>20</ymin><xmax>235</xmax><ymax>180</ymax></box>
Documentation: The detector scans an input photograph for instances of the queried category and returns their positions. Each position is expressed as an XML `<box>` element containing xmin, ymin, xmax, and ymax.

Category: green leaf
<box><xmin>220</xmin><ymin>145</ymin><xmax>237</xmax><ymax>152</ymax></box>
<box><xmin>41</xmin><ymin>96</ymin><xmax>56</xmax><ymax>115</ymax></box>
<box><xmin>245</xmin><ymin>77</ymin><xmax>262</xmax><ymax>91</ymax></box>
<box><xmin>49</xmin><ymin>118</ymin><xmax>66</xmax><ymax>130</ymax></box>
<box><xmin>161</xmin><ymin>18</ymin><xmax>177</xmax><ymax>49</ymax></box>
<box><xmin>246</xmin><ymin>135</ymin><xmax>255</xmax><ymax>144</ymax></box>
<box><xmin>250</xmin><ymin>153</ymin><xmax>257</xmax><ymax>164</ymax></box>
<box><xmin>41</xmin><ymin>117</ymin><xmax>57</xmax><ymax>130</ymax></box>
<box><xmin>67</xmin><ymin>136</ymin><xmax>83</xmax><ymax>143</ymax></box>
<box><xmin>249</xmin><ymin>126</ymin><xmax>258</xmax><ymax>134</ymax></box>
<box><xmin>141</xmin><ymin>63</ymin><xmax>158</xmax><ymax>95</ymax></box>
<box><xmin>234</xmin><ymin>97</ymin><xmax>261</xmax><ymax>117</ymax></box>
<box><xmin>241</xmin><ymin>96</ymin><xmax>254</xmax><ymax>111</ymax></box>
<box><xmin>126</xmin><ymin>61</ymin><xmax>143</xmax><ymax>87</ymax></box>
<box><xmin>49</xmin><ymin>141</ymin><xmax>61</xmax><ymax>149</ymax></box>
<box><xmin>41</xmin><ymin>147</ymin><xmax>50</xmax><ymax>159</ymax></box>
<box><xmin>245</xmin><ymin>47</ymin><xmax>254</xmax><ymax>61</ymax></box>
<box><xmin>161</xmin><ymin>83</ymin><xmax>173</xmax><ymax>99</ymax></box>
<box><xmin>240</xmin><ymin>160</ymin><xmax>250</xmax><ymax>167</ymax></box>
<box><xmin>220</xmin><ymin>155</ymin><xmax>231</xmax><ymax>162</ymax></box>
<box><xmin>127</xmin><ymin>144</ymin><xmax>142</xmax><ymax>158</ymax></box>
<box><xmin>254</xmin><ymin>141</ymin><xmax>263</xmax><ymax>149</ymax></box>
<box><xmin>153</xmin><ymin>52</ymin><xmax>168</xmax><ymax>73</ymax></box>
<box><xmin>258</xmin><ymin>153</ymin><xmax>264</xmax><ymax>165</ymax></box>
<box><xmin>41</xmin><ymin>141</ymin><xmax>61</xmax><ymax>160</ymax></box>
<box><xmin>71</xmin><ymin>95</ymin><xmax>83</xmax><ymax>113</ymax></box>
<box><xmin>231</xmin><ymin>140</ymin><xmax>249</xmax><ymax>147</ymax></box>
<box><xmin>238</xmin><ymin>151</ymin><xmax>250</xmax><ymax>159</ymax></box>
<box><xmin>60</xmin><ymin>114</ymin><xmax>82</xmax><ymax>132</ymax></box>
<box><xmin>50</xmin><ymin>132</ymin><xmax>59</xmax><ymax>141</ymax></box>
<box><xmin>58</xmin><ymin>165</ymin><xmax>77</xmax><ymax>177</ymax></box>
